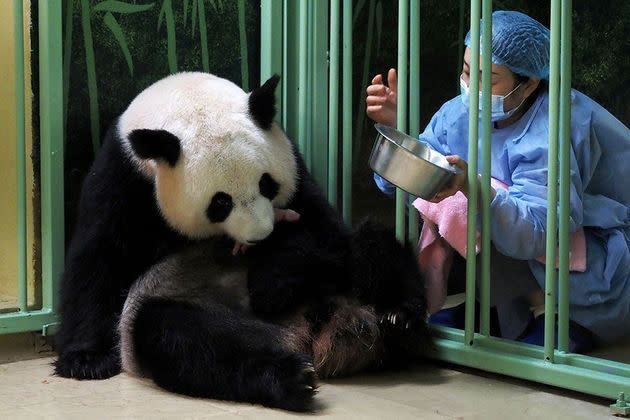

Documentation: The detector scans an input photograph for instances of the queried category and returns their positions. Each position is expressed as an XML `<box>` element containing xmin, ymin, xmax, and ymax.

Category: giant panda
<box><xmin>55</xmin><ymin>72</ymin><xmax>428</xmax><ymax>411</ymax></box>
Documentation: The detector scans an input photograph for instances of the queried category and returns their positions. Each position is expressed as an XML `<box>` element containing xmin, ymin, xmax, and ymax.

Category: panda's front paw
<box><xmin>379</xmin><ymin>302</ymin><xmax>428</xmax><ymax>335</ymax></box>
<box><xmin>54</xmin><ymin>349</ymin><xmax>121</xmax><ymax>380</ymax></box>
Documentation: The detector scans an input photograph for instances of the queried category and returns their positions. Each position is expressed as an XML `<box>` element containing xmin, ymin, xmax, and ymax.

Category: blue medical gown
<box><xmin>375</xmin><ymin>90</ymin><xmax>630</xmax><ymax>343</ymax></box>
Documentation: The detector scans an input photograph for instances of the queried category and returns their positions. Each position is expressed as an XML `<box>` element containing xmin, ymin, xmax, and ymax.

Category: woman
<box><xmin>366</xmin><ymin>11</ymin><xmax>630</xmax><ymax>351</ymax></box>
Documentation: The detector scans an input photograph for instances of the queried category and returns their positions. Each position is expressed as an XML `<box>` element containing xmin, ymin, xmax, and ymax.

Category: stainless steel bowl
<box><xmin>368</xmin><ymin>123</ymin><xmax>461</xmax><ymax>199</ymax></box>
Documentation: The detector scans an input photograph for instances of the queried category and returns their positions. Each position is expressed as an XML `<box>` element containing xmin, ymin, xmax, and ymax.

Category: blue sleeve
<box><xmin>373</xmin><ymin>173</ymin><xmax>396</xmax><ymax>196</ymax></box>
<box><xmin>489</xmin><ymin>137</ymin><xmax>585</xmax><ymax>260</ymax></box>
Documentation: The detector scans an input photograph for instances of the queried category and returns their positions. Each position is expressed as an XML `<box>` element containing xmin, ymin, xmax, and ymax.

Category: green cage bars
<box><xmin>0</xmin><ymin>0</ymin><xmax>62</xmax><ymax>336</ymax></box>
<box><xmin>2</xmin><ymin>0</ymin><xmax>628</xmax><ymax>410</ymax></box>
<box><xmin>260</xmin><ymin>0</ymin><xmax>630</xmax><ymax>406</ymax></box>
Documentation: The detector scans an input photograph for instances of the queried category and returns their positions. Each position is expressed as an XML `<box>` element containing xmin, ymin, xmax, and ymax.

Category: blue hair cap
<box><xmin>465</xmin><ymin>11</ymin><xmax>550</xmax><ymax>80</ymax></box>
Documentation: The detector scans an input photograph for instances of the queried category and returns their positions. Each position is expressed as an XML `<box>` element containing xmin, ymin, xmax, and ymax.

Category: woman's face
<box><xmin>460</xmin><ymin>47</ymin><xmax>537</xmax><ymax>112</ymax></box>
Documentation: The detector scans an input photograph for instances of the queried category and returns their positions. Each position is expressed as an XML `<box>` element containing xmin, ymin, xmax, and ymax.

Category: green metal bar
<box><xmin>465</xmin><ymin>0</ymin><xmax>481</xmax><ymax>346</ymax></box>
<box><xmin>407</xmin><ymin>0</ymin><xmax>420</xmax><ymax>245</ymax></box>
<box><xmin>544</xmin><ymin>0</ymin><xmax>561</xmax><ymax>362</ymax></box>
<box><xmin>39</xmin><ymin>0</ymin><xmax>65</xmax><ymax>313</ymax></box>
<box><xmin>15</xmin><ymin>0</ymin><xmax>28</xmax><ymax>313</ymax></box>
<box><xmin>260</xmin><ymin>0</ymin><xmax>283</xmax><ymax>117</ymax></box>
<box><xmin>0</xmin><ymin>310</ymin><xmax>58</xmax><ymax>335</ymax></box>
<box><xmin>297</xmin><ymin>1</ymin><xmax>308</xmax><ymax>157</ymax></box>
<box><xmin>282</xmin><ymin>0</ymin><xmax>288</xmax><ymax>128</ymax></box>
<box><xmin>311</xmin><ymin>1</ymin><xmax>329</xmax><ymax>189</ymax></box>
<box><xmin>479</xmin><ymin>0</ymin><xmax>492</xmax><ymax>337</ymax></box>
<box><xmin>305</xmin><ymin>0</ymin><xmax>313</xmax><ymax>170</ymax></box>
<box><xmin>395</xmin><ymin>0</ymin><xmax>408</xmax><ymax>242</ymax></box>
<box><xmin>428</xmin><ymin>332</ymin><xmax>630</xmax><ymax>401</ymax></box>
<box><xmin>328</xmin><ymin>0</ymin><xmax>340</xmax><ymax>206</ymax></box>
<box><xmin>557</xmin><ymin>0</ymin><xmax>572</xmax><ymax>353</ymax></box>
<box><xmin>342</xmin><ymin>0</ymin><xmax>352</xmax><ymax>224</ymax></box>
<box><xmin>433</xmin><ymin>326</ymin><xmax>630</xmax><ymax>377</ymax></box>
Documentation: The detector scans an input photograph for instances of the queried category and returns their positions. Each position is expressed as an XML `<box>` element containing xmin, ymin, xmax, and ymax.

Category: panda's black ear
<box><xmin>248</xmin><ymin>74</ymin><xmax>280</xmax><ymax>130</ymax></box>
<box><xmin>128</xmin><ymin>129</ymin><xmax>181</xmax><ymax>167</ymax></box>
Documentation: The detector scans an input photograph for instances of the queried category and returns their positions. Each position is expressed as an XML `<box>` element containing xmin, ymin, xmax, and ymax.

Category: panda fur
<box><xmin>55</xmin><ymin>72</ymin><xmax>428</xmax><ymax>411</ymax></box>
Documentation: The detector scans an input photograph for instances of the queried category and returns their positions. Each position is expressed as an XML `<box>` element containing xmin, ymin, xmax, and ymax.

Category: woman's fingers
<box><xmin>371</xmin><ymin>73</ymin><xmax>383</xmax><ymax>84</ymax></box>
<box><xmin>387</xmin><ymin>68</ymin><xmax>398</xmax><ymax>93</ymax></box>
<box><xmin>366</xmin><ymin>95</ymin><xmax>388</xmax><ymax>106</ymax></box>
<box><xmin>366</xmin><ymin>84</ymin><xmax>388</xmax><ymax>96</ymax></box>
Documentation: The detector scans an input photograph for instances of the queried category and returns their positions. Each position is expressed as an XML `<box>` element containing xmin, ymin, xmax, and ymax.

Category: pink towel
<box><xmin>413</xmin><ymin>178</ymin><xmax>587</xmax><ymax>314</ymax></box>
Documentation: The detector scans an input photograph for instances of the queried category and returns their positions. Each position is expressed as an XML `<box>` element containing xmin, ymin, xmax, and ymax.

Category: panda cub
<box><xmin>56</xmin><ymin>71</ymin><xmax>426</xmax><ymax>411</ymax></box>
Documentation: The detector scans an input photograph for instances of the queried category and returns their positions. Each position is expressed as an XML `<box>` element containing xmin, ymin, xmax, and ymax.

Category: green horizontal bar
<box><xmin>429</xmin><ymin>335</ymin><xmax>630</xmax><ymax>401</ymax></box>
<box><xmin>431</xmin><ymin>326</ymin><xmax>630</xmax><ymax>397</ymax></box>
<box><xmin>0</xmin><ymin>310</ymin><xmax>58</xmax><ymax>335</ymax></box>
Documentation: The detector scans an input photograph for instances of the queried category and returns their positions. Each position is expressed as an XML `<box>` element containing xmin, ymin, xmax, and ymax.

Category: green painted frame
<box><xmin>0</xmin><ymin>0</ymin><xmax>63</xmax><ymax>336</ymax></box>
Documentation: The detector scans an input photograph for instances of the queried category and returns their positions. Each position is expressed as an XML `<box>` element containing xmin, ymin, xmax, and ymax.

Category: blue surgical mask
<box><xmin>460</xmin><ymin>77</ymin><xmax>525</xmax><ymax>122</ymax></box>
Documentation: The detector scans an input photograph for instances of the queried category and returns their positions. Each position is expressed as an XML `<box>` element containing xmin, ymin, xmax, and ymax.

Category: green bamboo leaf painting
<box><xmin>375</xmin><ymin>0</ymin><xmax>382</xmax><ymax>53</ymax></box>
<box><xmin>197</xmin><ymin>0</ymin><xmax>209</xmax><ymax>71</ymax></box>
<box><xmin>63</xmin><ymin>0</ymin><xmax>74</xmax><ymax>141</ymax></box>
<box><xmin>157</xmin><ymin>0</ymin><xmax>165</xmax><ymax>30</ymax></box>
<box><xmin>353</xmin><ymin>0</ymin><xmax>366</xmax><ymax>25</ymax></box>
<box><xmin>81</xmin><ymin>0</ymin><xmax>101</xmax><ymax>154</ymax></box>
<box><xmin>103</xmin><ymin>12</ymin><xmax>135</xmax><ymax>76</ymax></box>
<box><xmin>157</xmin><ymin>0</ymin><xmax>178</xmax><ymax>73</ymax></box>
<box><xmin>191</xmin><ymin>0</ymin><xmax>198</xmax><ymax>36</ymax></box>
<box><xmin>93</xmin><ymin>0</ymin><xmax>154</xmax><ymax>14</ymax></box>
<box><xmin>183</xmin><ymin>0</ymin><xmax>189</xmax><ymax>27</ymax></box>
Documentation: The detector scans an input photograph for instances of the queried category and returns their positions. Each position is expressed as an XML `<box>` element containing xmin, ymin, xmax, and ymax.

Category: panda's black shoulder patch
<box><xmin>128</xmin><ymin>129</ymin><xmax>181</xmax><ymax>167</ymax></box>
<box><xmin>248</xmin><ymin>74</ymin><xmax>280</xmax><ymax>130</ymax></box>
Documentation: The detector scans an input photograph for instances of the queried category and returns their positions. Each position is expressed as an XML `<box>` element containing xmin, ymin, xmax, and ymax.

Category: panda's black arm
<box><xmin>247</xmin><ymin>151</ymin><xmax>353</xmax><ymax>317</ymax></box>
<box><xmin>247</xmin><ymin>221</ymin><xmax>352</xmax><ymax>317</ymax></box>
<box><xmin>54</xmin><ymin>226</ymin><xmax>129</xmax><ymax>379</ymax></box>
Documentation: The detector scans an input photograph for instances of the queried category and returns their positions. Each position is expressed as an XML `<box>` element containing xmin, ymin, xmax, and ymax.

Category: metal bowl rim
<box><xmin>373</xmin><ymin>123</ymin><xmax>462</xmax><ymax>175</ymax></box>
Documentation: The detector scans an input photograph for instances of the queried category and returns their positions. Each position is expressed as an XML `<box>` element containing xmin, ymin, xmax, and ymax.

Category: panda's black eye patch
<box><xmin>207</xmin><ymin>192</ymin><xmax>233</xmax><ymax>223</ymax></box>
<box><xmin>259</xmin><ymin>173</ymin><xmax>279</xmax><ymax>200</ymax></box>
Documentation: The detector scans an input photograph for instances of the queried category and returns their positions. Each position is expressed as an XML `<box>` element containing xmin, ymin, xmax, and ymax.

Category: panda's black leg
<box><xmin>350</xmin><ymin>220</ymin><xmax>430</xmax><ymax>358</ymax></box>
<box><xmin>132</xmin><ymin>298</ymin><xmax>317</xmax><ymax>412</ymax></box>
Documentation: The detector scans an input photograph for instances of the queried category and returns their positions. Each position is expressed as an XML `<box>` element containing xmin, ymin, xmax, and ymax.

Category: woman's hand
<box><xmin>366</xmin><ymin>68</ymin><xmax>398</xmax><ymax>127</ymax></box>
<box><xmin>232</xmin><ymin>208</ymin><xmax>301</xmax><ymax>255</ymax></box>
<box><xmin>429</xmin><ymin>155</ymin><xmax>469</xmax><ymax>203</ymax></box>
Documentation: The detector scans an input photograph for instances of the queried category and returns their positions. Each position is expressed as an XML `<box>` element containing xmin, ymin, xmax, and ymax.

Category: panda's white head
<box><xmin>117</xmin><ymin>72</ymin><xmax>297</xmax><ymax>244</ymax></box>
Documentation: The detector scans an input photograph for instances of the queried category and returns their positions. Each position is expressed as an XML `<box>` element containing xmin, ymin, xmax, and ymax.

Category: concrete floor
<box><xmin>0</xmin><ymin>356</ymin><xmax>619</xmax><ymax>419</ymax></box>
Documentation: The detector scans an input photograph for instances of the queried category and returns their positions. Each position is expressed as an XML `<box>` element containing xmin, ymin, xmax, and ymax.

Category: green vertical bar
<box><xmin>544</xmin><ymin>0</ymin><xmax>561</xmax><ymax>362</ymax></box>
<box><xmin>395</xmin><ymin>0</ymin><xmax>408</xmax><ymax>242</ymax></box>
<box><xmin>328</xmin><ymin>0</ymin><xmax>340</xmax><ymax>206</ymax></box>
<box><xmin>557</xmin><ymin>0</ymin><xmax>572</xmax><ymax>353</ymax></box>
<box><xmin>282</xmin><ymin>0</ymin><xmax>288</xmax><ymax>129</ymax></box>
<box><xmin>407</xmin><ymin>0</ymin><xmax>420</xmax><ymax>245</ymax></box>
<box><xmin>305</xmin><ymin>0</ymin><xmax>313</xmax><ymax>170</ymax></box>
<box><xmin>311</xmin><ymin>1</ymin><xmax>329</xmax><ymax>188</ymax></box>
<box><xmin>15</xmin><ymin>0</ymin><xmax>27</xmax><ymax>313</ymax></box>
<box><xmin>465</xmin><ymin>0</ymin><xmax>481</xmax><ymax>346</ymax></box>
<box><xmin>298</xmin><ymin>1</ymin><xmax>308</xmax><ymax>156</ymax></box>
<box><xmin>260</xmin><ymin>0</ymin><xmax>283</xmax><ymax>117</ymax></box>
<box><xmin>479</xmin><ymin>0</ymin><xmax>492</xmax><ymax>336</ymax></box>
<box><xmin>342</xmin><ymin>0</ymin><xmax>352</xmax><ymax>224</ymax></box>
<box><xmin>39</xmin><ymin>0</ymin><xmax>65</xmax><ymax>313</ymax></box>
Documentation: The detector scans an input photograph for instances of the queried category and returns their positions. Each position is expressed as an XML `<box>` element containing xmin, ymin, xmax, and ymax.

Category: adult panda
<box><xmin>55</xmin><ymin>72</ymin><xmax>428</xmax><ymax>411</ymax></box>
